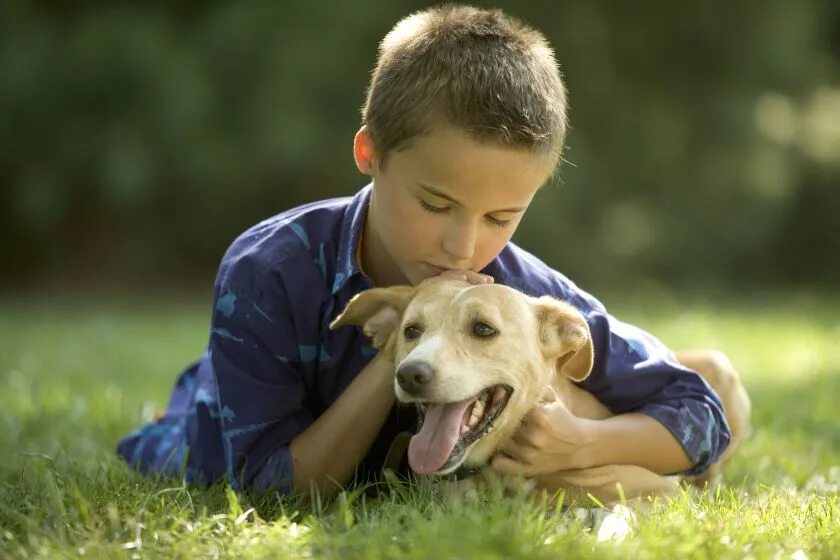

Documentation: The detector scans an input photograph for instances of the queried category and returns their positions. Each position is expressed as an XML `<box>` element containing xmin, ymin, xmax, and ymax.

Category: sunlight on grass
<box><xmin>1</xmin><ymin>294</ymin><xmax>838</xmax><ymax>558</ymax></box>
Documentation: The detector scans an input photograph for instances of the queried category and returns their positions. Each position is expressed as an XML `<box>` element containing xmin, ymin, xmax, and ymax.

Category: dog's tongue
<box><xmin>408</xmin><ymin>398</ymin><xmax>474</xmax><ymax>474</ymax></box>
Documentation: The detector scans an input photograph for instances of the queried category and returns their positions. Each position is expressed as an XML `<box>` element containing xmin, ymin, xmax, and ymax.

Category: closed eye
<box><xmin>485</xmin><ymin>215</ymin><xmax>512</xmax><ymax>228</ymax></box>
<box><xmin>421</xmin><ymin>199</ymin><xmax>513</xmax><ymax>228</ymax></box>
<box><xmin>420</xmin><ymin>199</ymin><xmax>449</xmax><ymax>214</ymax></box>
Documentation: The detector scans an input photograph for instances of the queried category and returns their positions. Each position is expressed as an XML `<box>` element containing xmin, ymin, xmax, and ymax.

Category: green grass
<box><xmin>1</xmin><ymin>293</ymin><xmax>839</xmax><ymax>558</ymax></box>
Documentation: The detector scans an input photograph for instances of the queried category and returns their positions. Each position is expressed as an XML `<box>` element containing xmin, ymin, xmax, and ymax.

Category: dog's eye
<box><xmin>404</xmin><ymin>325</ymin><xmax>423</xmax><ymax>340</ymax></box>
<box><xmin>472</xmin><ymin>321</ymin><xmax>497</xmax><ymax>338</ymax></box>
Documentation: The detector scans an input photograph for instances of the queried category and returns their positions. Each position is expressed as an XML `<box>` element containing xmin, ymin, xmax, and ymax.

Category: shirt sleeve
<box><xmin>565</xmin><ymin>290</ymin><xmax>731</xmax><ymax>476</ymax></box>
<box><xmin>208</xmin><ymin>261</ymin><xmax>313</xmax><ymax>493</ymax></box>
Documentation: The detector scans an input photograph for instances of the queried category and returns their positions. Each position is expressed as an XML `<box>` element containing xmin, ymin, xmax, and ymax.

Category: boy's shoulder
<box><xmin>214</xmin><ymin>186</ymin><xmax>370</xmax><ymax>301</ymax></box>
<box><xmin>492</xmin><ymin>242</ymin><xmax>606</xmax><ymax>316</ymax></box>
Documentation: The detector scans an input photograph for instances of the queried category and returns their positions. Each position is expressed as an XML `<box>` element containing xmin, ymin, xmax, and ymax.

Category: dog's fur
<box><xmin>331</xmin><ymin>277</ymin><xmax>750</xmax><ymax>505</ymax></box>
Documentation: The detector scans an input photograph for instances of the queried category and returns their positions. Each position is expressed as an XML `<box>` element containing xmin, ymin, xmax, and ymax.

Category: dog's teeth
<box><xmin>468</xmin><ymin>401</ymin><xmax>484</xmax><ymax>428</ymax></box>
<box><xmin>461</xmin><ymin>424</ymin><xmax>470</xmax><ymax>435</ymax></box>
<box><xmin>473</xmin><ymin>399</ymin><xmax>485</xmax><ymax>416</ymax></box>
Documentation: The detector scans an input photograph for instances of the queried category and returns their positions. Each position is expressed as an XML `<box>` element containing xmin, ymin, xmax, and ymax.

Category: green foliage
<box><xmin>1</xmin><ymin>1</ymin><xmax>839</xmax><ymax>290</ymax></box>
<box><xmin>1</xmin><ymin>295</ymin><xmax>839</xmax><ymax>557</ymax></box>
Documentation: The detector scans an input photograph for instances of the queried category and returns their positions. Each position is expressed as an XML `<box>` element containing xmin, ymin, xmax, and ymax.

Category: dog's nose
<box><xmin>396</xmin><ymin>360</ymin><xmax>435</xmax><ymax>394</ymax></box>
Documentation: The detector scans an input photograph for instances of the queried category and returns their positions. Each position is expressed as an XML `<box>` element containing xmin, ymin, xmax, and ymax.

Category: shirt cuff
<box><xmin>636</xmin><ymin>400</ymin><xmax>731</xmax><ymax>476</ymax></box>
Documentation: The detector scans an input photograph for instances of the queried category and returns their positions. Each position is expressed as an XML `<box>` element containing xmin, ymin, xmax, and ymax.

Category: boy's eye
<box><xmin>421</xmin><ymin>198</ymin><xmax>512</xmax><ymax>227</ymax></box>
<box><xmin>419</xmin><ymin>199</ymin><xmax>449</xmax><ymax>214</ymax></box>
<box><xmin>485</xmin><ymin>215</ymin><xmax>512</xmax><ymax>228</ymax></box>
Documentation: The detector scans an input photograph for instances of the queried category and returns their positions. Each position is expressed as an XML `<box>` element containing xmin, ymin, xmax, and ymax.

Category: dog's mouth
<box><xmin>407</xmin><ymin>384</ymin><xmax>513</xmax><ymax>475</ymax></box>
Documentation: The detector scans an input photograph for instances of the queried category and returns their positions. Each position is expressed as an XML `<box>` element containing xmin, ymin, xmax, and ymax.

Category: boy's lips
<box><xmin>423</xmin><ymin>262</ymin><xmax>462</xmax><ymax>275</ymax></box>
<box><xmin>422</xmin><ymin>262</ymin><xmax>447</xmax><ymax>275</ymax></box>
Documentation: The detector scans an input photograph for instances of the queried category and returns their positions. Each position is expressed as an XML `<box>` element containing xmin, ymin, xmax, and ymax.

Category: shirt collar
<box><xmin>333</xmin><ymin>184</ymin><xmax>372</xmax><ymax>295</ymax></box>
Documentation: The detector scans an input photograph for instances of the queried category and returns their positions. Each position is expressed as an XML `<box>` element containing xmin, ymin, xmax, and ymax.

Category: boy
<box><xmin>117</xmin><ymin>5</ymin><xmax>730</xmax><ymax>497</ymax></box>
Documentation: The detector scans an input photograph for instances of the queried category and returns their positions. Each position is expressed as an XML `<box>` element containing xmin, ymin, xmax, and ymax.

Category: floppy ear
<box><xmin>329</xmin><ymin>286</ymin><xmax>415</xmax><ymax>351</ymax></box>
<box><xmin>534</xmin><ymin>296</ymin><xmax>594</xmax><ymax>382</ymax></box>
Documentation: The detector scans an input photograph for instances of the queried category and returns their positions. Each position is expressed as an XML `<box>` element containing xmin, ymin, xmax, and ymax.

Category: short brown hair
<box><xmin>362</xmin><ymin>4</ymin><xmax>568</xmax><ymax>168</ymax></box>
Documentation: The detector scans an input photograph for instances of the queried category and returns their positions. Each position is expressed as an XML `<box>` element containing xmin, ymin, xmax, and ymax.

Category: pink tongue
<box><xmin>408</xmin><ymin>398</ymin><xmax>474</xmax><ymax>474</ymax></box>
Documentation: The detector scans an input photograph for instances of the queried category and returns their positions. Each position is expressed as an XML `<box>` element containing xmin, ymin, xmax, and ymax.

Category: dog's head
<box><xmin>330</xmin><ymin>276</ymin><xmax>593</xmax><ymax>476</ymax></box>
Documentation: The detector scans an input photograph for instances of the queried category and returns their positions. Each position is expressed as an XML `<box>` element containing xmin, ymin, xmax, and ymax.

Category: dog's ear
<box><xmin>534</xmin><ymin>297</ymin><xmax>594</xmax><ymax>382</ymax></box>
<box><xmin>329</xmin><ymin>286</ymin><xmax>415</xmax><ymax>350</ymax></box>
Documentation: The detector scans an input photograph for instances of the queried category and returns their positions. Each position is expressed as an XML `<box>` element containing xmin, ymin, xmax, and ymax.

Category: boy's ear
<box><xmin>353</xmin><ymin>125</ymin><xmax>378</xmax><ymax>175</ymax></box>
<box><xmin>330</xmin><ymin>286</ymin><xmax>415</xmax><ymax>350</ymax></box>
<box><xmin>533</xmin><ymin>297</ymin><xmax>594</xmax><ymax>382</ymax></box>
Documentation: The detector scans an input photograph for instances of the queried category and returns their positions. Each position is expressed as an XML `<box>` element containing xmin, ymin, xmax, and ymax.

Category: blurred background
<box><xmin>1</xmin><ymin>0</ymin><xmax>838</xmax><ymax>298</ymax></box>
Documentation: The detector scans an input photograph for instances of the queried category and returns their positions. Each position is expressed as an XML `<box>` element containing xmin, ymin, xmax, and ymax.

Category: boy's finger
<box><xmin>437</xmin><ymin>269</ymin><xmax>467</xmax><ymax>281</ymax></box>
<box><xmin>490</xmin><ymin>454</ymin><xmax>523</xmax><ymax>474</ymax></box>
<box><xmin>437</xmin><ymin>269</ymin><xmax>494</xmax><ymax>285</ymax></box>
<box><xmin>462</xmin><ymin>270</ymin><xmax>494</xmax><ymax>285</ymax></box>
<box><xmin>499</xmin><ymin>438</ymin><xmax>532</xmax><ymax>463</ymax></box>
<box><xmin>490</xmin><ymin>454</ymin><xmax>531</xmax><ymax>476</ymax></box>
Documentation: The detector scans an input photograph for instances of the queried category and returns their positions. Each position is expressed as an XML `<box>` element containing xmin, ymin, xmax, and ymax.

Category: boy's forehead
<box><xmin>392</xmin><ymin>126</ymin><xmax>555</xmax><ymax>204</ymax></box>
<box><xmin>402</xmin><ymin>125</ymin><xmax>555</xmax><ymax>172</ymax></box>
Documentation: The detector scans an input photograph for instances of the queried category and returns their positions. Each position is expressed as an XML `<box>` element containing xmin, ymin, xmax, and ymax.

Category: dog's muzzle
<box><xmin>396</xmin><ymin>360</ymin><xmax>435</xmax><ymax>396</ymax></box>
<box><xmin>405</xmin><ymin>384</ymin><xmax>513</xmax><ymax>475</ymax></box>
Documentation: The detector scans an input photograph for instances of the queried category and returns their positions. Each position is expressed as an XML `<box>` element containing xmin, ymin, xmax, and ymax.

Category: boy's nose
<box><xmin>442</xmin><ymin>220</ymin><xmax>477</xmax><ymax>263</ymax></box>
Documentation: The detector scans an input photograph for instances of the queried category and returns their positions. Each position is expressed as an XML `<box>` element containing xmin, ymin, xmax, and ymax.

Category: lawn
<box><xmin>1</xmin><ymin>292</ymin><xmax>838</xmax><ymax>558</ymax></box>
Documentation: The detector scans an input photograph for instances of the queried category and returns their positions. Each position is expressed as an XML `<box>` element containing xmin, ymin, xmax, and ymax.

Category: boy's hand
<box><xmin>490</xmin><ymin>402</ymin><xmax>593</xmax><ymax>476</ymax></box>
<box><xmin>437</xmin><ymin>269</ymin><xmax>494</xmax><ymax>285</ymax></box>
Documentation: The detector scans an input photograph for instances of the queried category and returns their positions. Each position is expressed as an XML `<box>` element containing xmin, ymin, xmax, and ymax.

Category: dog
<box><xmin>330</xmin><ymin>276</ymin><xmax>750</xmax><ymax>505</ymax></box>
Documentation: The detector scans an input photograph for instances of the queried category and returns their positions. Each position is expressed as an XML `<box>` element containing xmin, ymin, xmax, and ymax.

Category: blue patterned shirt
<box><xmin>117</xmin><ymin>185</ymin><xmax>730</xmax><ymax>491</ymax></box>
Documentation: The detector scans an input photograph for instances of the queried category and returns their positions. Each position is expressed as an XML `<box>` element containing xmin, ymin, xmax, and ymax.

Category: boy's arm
<box><xmin>289</xmin><ymin>352</ymin><xmax>395</xmax><ymax>496</ymax></box>
<box><xmin>208</xmin><ymin>262</ymin><xmax>392</xmax><ymax>495</ymax></box>
<box><xmin>211</xmin><ymin>278</ymin><xmax>396</xmax><ymax>496</ymax></box>
<box><xmin>492</xmin><ymin>295</ymin><xmax>729</xmax><ymax>477</ymax></box>
<box><xmin>492</xmin><ymin>405</ymin><xmax>694</xmax><ymax>477</ymax></box>
<box><xmin>575</xmin><ymin>310</ymin><xmax>731</xmax><ymax>475</ymax></box>
<box><xmin>579</xmin><ymin>412</ymin><xmax>693</xmax><ymax>473</ymax></box>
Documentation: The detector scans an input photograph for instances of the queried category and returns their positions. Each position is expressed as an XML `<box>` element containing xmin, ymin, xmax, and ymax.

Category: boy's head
<box><xmin>361</xmin><ymin>4</ymin><xmax>568</xmax><ymax>168</ymax></box>
<box><xmin>354</xmin><ymin>5</ymin><xmax>568</xmax><ymax>287</ymax></box>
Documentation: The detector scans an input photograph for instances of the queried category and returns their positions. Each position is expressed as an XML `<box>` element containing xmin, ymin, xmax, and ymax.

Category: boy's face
<box><xmin>355</xmin><ymin>125</ymin><xmax>555</xmax><ymax>286</ymax></box>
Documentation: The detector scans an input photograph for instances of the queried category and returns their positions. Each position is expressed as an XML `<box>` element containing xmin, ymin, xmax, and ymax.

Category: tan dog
<box><xmin>331</xmin><ymin>277</ymin><xmax>750</xmax><ymax>505</ymax></box>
